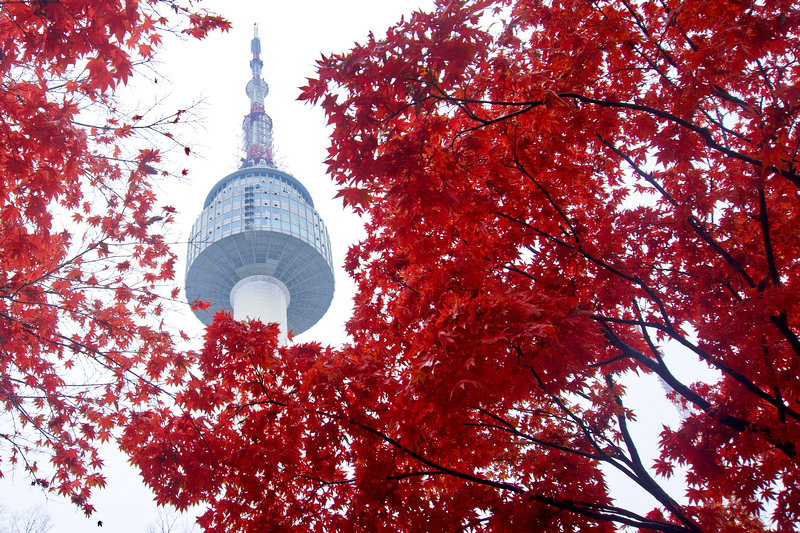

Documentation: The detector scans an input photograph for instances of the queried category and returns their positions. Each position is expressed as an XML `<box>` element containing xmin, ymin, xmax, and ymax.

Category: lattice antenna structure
<box><xmin>185</xmin><ymin>24</ymin><xmax>335</xmax><ymax>344</ymax></box>
<box><xmin>242</xmin><ymin>23</ymin><xmax>274</xmax><ymax>168</ymax></box>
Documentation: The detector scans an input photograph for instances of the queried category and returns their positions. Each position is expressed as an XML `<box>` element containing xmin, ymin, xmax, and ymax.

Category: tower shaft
<box><xmin>231</xmin><ymin>276</ymin><xmax>290</xmax><ymax>344</ymax></box>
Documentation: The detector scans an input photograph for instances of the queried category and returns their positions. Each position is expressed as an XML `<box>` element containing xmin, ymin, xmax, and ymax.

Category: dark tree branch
<box><xmin>597</xmin><ymin>322</ymin><xmax>798</xmax><ymax>456</ymax></box>
<box><xmin>686</xmin><ymin>217</ymin><xmax>757</xmax><ymax>288</ymax></box>
<box><xmin>596</xmin><ymin>134</ymin><xmax>678</xmax><ymax>205</ymax></box>
<box><xmin>758</xmin><ymin>187</ymin><xmax>781</xmax><ymax>288</ymax></box>
<box><xmin>426</xmin><ymin>87</ymin><xmax>800</xmax><ymax>188</ymax></box>
<box><xmin>605</xmin><ymin>374</ymin><xmax>701</xmax><ymax>532</ymax></box>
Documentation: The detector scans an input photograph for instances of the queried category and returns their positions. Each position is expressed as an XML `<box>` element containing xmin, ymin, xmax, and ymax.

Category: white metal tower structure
<box><xmin>185</xmin><ymin>24</ymin><xmax>335</xmax><ymax>344</ymax></box>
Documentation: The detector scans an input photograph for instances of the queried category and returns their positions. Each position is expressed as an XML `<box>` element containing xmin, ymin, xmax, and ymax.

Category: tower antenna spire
<box><xmin>242</xmin><ymin>22</ymin><xmax>274</xmax><ymax>168</ymax></box>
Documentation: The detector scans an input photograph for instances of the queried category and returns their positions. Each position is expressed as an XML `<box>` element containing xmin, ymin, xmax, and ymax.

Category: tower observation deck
<box><xmin>185</xmin><ymin>24</ymin><xmax>335</xmax><ymax>343</ymax></box>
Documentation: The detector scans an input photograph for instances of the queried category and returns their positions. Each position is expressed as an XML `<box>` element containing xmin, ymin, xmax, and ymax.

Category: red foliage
<box><xmin>124</xmin><ymin>0</ymin><xmax>800</xmax><ymax>531</ymax></box>
<box><xmin>0</xmin><ymin>0</ymin><xmax>228</xmax><ymax>514</ymax></box>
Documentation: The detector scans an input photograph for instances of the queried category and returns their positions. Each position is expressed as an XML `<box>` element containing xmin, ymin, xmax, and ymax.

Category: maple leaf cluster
<box><xmin>122</xmin><ymin>0</ymin><xmax>799</xmax><ymax>531</ymax></box>
<box><xmin>0</xmin><ymin>0</ymin><xmax>228</xmax><ymax>514</ymax></box>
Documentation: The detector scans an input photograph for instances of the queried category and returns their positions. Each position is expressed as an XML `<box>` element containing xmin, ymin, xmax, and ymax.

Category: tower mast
<box><xmin>242</xmin><ymin>23</ymin><xmax>274</xmax><ymax>168</ymax></box>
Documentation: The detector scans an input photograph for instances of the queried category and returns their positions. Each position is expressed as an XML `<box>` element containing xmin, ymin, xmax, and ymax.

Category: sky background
<box><xmin>0</xmin><ymin>0</ymin><xmax>702</xmax><ymax>530</ymax></box>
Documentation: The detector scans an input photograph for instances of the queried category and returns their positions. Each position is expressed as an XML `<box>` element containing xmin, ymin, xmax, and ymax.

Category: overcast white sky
<box><xmin>1</xmin><ymin>1</ymin><xmax>430</xmax><ymax>530</ymax></box>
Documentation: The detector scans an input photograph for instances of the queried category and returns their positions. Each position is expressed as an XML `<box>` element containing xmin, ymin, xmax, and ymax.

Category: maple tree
<box><xmin>121</xmin><ymin>0</ymin><xmax>800</xmax><ymax>531</ymax></box>
<box><xmin>0</xmin><ymin>0</ymin><xmax>228</xmax><ymax>514</ymax></box>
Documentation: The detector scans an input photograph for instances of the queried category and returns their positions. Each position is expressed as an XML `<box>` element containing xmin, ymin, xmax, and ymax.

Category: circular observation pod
<box><xmin>246</xmin><ymin>78</ymin><xmax>269</xmax><ymax>101</ymax></box>
<box><xmin>185</xmin><ymin>166</ymin><xmax>335</xmax><ymax>335</ymax></box>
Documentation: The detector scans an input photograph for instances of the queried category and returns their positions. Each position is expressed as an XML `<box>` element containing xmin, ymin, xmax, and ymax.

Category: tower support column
<box><xmin>230</xmin><ymin>275</ymin><xmax>291</xmax><ymax>345</ymax></box>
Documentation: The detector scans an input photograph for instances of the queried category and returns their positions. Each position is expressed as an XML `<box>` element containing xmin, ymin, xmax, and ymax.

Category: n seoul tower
<box><xmin>185</xmin><ymin>24</ymin><xmax>335</xmax><ymax>344</ymax></box>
